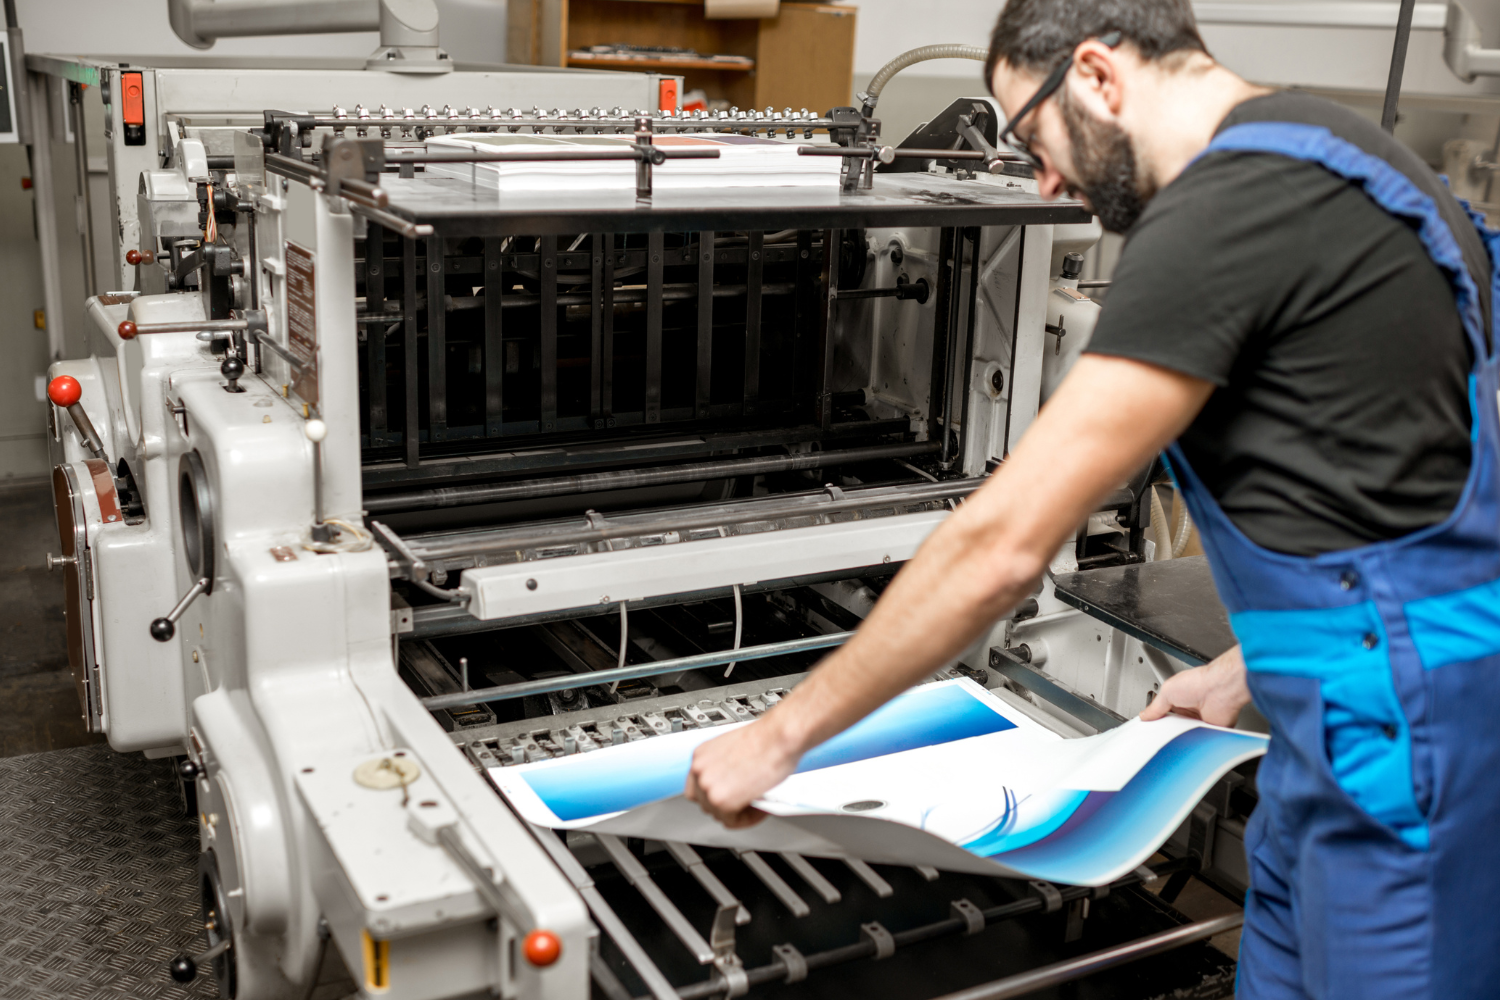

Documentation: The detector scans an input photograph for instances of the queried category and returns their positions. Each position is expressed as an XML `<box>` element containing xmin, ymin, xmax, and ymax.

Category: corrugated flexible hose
<box><xmin>861</xmin><ymin>44</ymin><xmax>991</xmax><ymax>111</ymax></box>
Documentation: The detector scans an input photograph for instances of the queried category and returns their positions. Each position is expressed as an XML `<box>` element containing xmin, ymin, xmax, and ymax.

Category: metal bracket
<box><xmin>991</xmin><ymin>647</ymin><xmax>1126</xmax><ymax>733</ymax></box>
<box><xmin>773</xmin><ymin>942</ymin><xmax>808</xmax><ymax>983</ymax></box>
<box><xmin>1028</xmin><ymin>880</ymin><xmax>1063</xmax><ymax>913</ymax></box>
<box><xmin>950</xmin><ymin>898</ymin><xmax>985</xmax><ymax>936</ymax></box>
<box><xmin>709</xmin><ymin>904</ymin><xmax>749</xmax><ymax>998</ymax></box>
<box><xmin>860</xmin><ymin>921</ymin><xmax>896</xmax><ymax>960</ymax></box>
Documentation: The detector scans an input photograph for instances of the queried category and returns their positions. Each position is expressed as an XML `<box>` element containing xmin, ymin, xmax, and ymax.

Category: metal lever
<box><xmin>46</xmin><ymin>376</ymin><xmax>107</xmax><ymax>461</ymax></box>
<box><xmin>151</xmin><ymin>577</ymin><xmax>210</xmax><ymax>642</ymax></box>
<box><xmin>168</xmin><ymin>935</ymin><xmax>231</xmax><ymax>983</ymax></box>
<box><xmin>1045</xmin><ymin>316</ymin><xmax>1067</xmax><ymax>355</ymax></box>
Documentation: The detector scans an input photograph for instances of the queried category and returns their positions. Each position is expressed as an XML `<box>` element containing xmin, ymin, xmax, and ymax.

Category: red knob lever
<box><xmin>118</xmin><ymin>320</ymin><xmax>137</xmax><ymax>340</ymax></box>
<box><xmin>522</xmin><ymin>929</ymin><xmax>562</xmax><ymax>967</ymax></box>
<box><xmin>47</xmin><ymin>375</ymin><xmax>82</xmax><ymax>407</ymax></box>
<box><xmin>125</xmin><ymin>249</ymin><xmax>155</xmax><ymax>266</ymax></box>
<box><xmin>47</xmin><ymin>376</ymin><xmax>106</xmax><ymax>461</ymax></box>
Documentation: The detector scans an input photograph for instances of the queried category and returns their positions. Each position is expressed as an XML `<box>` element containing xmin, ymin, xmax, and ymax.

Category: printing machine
<box><xmin>31</xmin><ymin>21</ymin><xmax>1253</xmax><ymax>1000</ymax></box>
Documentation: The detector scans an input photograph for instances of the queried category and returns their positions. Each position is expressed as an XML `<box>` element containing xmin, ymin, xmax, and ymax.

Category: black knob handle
<box><xmin>150</xmin><ymin>617</ymin><xmax>175</xmax><ymax>642</ymax></box>
<box><xmin>178</xmin><ymin>759</ymin><xmax>202</xmax><ymax>779</ymax></box>
<box><xmin>1061</xmin><ymin>251</ymin><xmax>1085</xmax><ymax>280</ymax></box>
<box><xmin>169</xmin><ymin>954</ymin><xmax>197</xmax><ymax>983</ymax></box>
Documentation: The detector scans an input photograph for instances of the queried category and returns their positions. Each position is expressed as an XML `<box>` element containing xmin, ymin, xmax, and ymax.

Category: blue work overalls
<box><xmin>1165</xmin><ymin>122</ymin><xmax>1500</xmax><ymax>999</ymax></box>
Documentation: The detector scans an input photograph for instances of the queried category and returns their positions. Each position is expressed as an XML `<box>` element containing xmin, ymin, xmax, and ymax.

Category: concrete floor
<box><xmin>0</xmin><ymin>477</ymin><xmax>105</xmax><ymax>757</ymax></box>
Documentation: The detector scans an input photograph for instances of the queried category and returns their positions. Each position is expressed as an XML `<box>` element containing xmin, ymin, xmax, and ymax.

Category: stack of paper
<box><xmin>492</xmin><ymin>678</ymin><xmax>1267</xmax><ymax>886</ymax></box>
<box><xmin>424</xmin><ymin>133</ymin><xmax>844</xmax><ymax>192</ymax></box>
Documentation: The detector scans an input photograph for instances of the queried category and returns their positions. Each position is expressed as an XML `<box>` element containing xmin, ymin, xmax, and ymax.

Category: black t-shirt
<box><xmin>1087</xmin><ymin>91</ymin><xmax>1490</xmax><ymax>556</ymax></box>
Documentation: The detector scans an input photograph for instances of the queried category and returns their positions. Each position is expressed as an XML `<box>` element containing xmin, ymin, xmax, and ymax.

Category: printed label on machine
<box><xmin>490</xmin><ymin>678</ymin><xmax>1267</xmax><ymax>886</ymax></box>
<box><xmin>285</xmin><ymin>241</ymin><xmax>319</xmax><ymax>406</ymax></box>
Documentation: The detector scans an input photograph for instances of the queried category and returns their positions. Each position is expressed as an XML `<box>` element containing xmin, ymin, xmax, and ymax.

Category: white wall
<box><xmin>15</xmin><ymin>0</ymin><xmax>507</xmax><ymax>65</ymax></box>
<box><xmin>851</xmin><ymin>0</ymin><xmax>1500</xmax><ymax>96</ymax></box>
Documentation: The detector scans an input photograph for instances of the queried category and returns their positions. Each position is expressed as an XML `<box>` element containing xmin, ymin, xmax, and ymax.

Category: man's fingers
<box><xmin>722</xmin><ymin>806</ymin><xmax>767</xmax><ymax>829</ymax></box>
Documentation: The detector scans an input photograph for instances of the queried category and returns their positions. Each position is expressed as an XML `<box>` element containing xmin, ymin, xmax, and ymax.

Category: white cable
<box><xmin>1171</xmin><ymin>488</ymin><xmax>1193</xmax><ymax>558</ymax></box>
<box><xmin>723</xmin><ymin>584</ymin><xmax>743</xmax><ymax>677</ymax></box>
<box><xmin>610</xmin><ymin>601</ymin><xmax>627</xmax><ymax>694</ymax></box>
<box><xmin>301</xmin><ymin>518</ymin><xmax>373</xmax><ymax>553</ymax></box>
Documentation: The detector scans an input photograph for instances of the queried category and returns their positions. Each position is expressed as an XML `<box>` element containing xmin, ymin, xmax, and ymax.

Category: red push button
<box><xmin>522</xmin><ymin>929</ymin><xmax>562</xmax><ymax>967</ymax></box>
<box><xmin>121</xmin><ymin>72</ymin><xmax>144</xmax><ymax>126</ymax></box>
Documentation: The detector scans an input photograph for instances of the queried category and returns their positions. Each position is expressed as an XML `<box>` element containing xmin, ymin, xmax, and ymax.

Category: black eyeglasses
<box><xmin>997</xmin><ymin>31</ymin><xmax>1123</xmax><ymax>170</ymax></box>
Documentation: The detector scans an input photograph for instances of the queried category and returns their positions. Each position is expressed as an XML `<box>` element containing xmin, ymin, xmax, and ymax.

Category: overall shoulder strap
<box><xmin>1202</xmin><ymin>121</ymin><xmax>1494</xmax><ymax>361</ymax></box>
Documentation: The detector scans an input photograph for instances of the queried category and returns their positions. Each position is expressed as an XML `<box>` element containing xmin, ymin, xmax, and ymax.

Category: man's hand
<box><xmin>685</xmin><ymin>714</ymin><xmax>802</xmax><ymax>828</ymax></box>
<box><xmin>1140</xmin><ymin>645</ymin><xmax>1251</xmax><ymax>727</ymax></box>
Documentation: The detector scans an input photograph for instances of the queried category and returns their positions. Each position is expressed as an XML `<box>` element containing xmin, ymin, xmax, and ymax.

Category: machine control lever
<box><xmin>151</xmin><ymin>577</ymin><xmax>210</xmax><ymax>642</ymax></box>
<box><xmin>47</xmin><ymin>377</ymin><xmax>107</xmax><ymax>461</ymax></box>
<box><xmin>168</xmin><ymin>934</ymin><xmax>231</xmax><ymax>983</ymax></box>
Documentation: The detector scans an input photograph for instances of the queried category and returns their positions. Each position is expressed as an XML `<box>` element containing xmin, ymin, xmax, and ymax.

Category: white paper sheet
<box><xmin>424</xmin><ymin>133</ymin><xmax>843</xmax><ymax>193</ymax></box>
<box><xmin>491</xmin><ymin>679</ymin><xmax>1267</xmax><ymax>886</ymax></box>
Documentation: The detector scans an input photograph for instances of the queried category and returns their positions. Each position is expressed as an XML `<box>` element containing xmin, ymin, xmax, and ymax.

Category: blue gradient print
<box><xmin>523</xmin><ymin>683</ymin><xmax>1016</xmax><ymax>821</ymax></box>
<box><xmin>984</xmin><ymin>727</ymin><xmax>1265</xmax><ymax>883</ymax></box>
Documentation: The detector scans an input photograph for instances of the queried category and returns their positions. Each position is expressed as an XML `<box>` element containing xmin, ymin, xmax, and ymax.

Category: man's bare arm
<box><xmin>684</xmin><ymin>355</ymin><xmax>1215</xmax><ymax>827</ymax></box>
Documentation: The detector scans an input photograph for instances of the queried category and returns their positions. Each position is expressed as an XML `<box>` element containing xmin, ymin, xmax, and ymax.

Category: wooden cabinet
<box><xmin>508</xmin><ymin>0</ymin><xmax>857</xmax><ymax>115</ymax></box>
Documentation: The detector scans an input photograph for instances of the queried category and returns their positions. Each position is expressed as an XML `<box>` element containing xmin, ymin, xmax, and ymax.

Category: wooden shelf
<box><xmin>567</xmin><ymin>54</ymin><xmax>755</xmax><ymax>72</ymax></box>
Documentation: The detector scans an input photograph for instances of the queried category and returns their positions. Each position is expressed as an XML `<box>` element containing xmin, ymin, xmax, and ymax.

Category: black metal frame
<box><xmin>356</xmin><ymin>231</ymin><xmax>840</xmax><ymax>472</ymax></box>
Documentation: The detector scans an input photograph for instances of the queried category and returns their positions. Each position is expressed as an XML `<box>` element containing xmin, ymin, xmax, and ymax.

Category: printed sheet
<box><xmin>492</xmin><ymin>679</ymin><xmax>1267</xmax><ymax>886</ymax></box>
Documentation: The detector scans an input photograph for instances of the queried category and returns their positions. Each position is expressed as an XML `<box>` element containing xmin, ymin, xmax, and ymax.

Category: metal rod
<box><xmin>348</xmin><ymin>203</ymin><xmax>434</xmax><ymax>240</ymax></box>
<box><xmin>779</xmin><ymin>853</ymin><xmax>840</xmax><ymax>904</ymax></box>
<box><xmin>1381</xmin><ymin>0</ymin><xmax>1419</xmax><ymax>133</ymax></box>
<box><xmin>70</xmin><ymin>82</ymin><xmax>97</xmax><ymax>299</ymax></box>
<box><xmin>1076</xmin><ymin>279</ymin><xmax>1111</xmax><ymax>289</ymax></box>
<box><xmin>744</xmin><ymin>231</ymin><xmax>763</xmax><ymax>410</ymax></box>
<box><xmin>646</xmin><ymin>231</ymin><xmax>664</xmax><ymax>424</ymax></box>
<box><xmin>735</xmin><ymin>850</ymin><xmax>810</xmax><ymax>917</ymax></box>
<box><xmin>541</xmin><ymin>235</ymin><xmax>559</xmax><ymax>431</ymax></box>
<box><xmin>526</xmin><ymin>824</ymin><xmax>679</xmax><ymax>1000</ymax></box>
<box><xmin>367</xmin><ymin>225</ymin><xmax>389</xmax><ymax>445</ymax></box>
<box><xmin>819</xmin><ymin>229</ymin><xmax>840</xmax><ymax>430</ymax></box>
<box><xmin>404</xmin><ymin>476</ymin><xmax>986</xmax><ymax>560</ymax></box>
<box><xmin>590</xmin><ymin>233</ymin><xmax>604</xmax><ymax>423</ymax></box>
<box><xmin>665</xmin><ymin>842</ymin><xmax>751</xmax><ymax>925</ymax></box>
<box><xmin>697</xmin><ymin>230</ymin><xmax>714</xmax><ymax>419</ymax></box>
<box><xmin>484</xmin><ymin>236</ymin><xmax>504</xmax><ymax>437</ymax></box>
<box><xmin>1000</xmin><ymin>228</ymin><xmax>1026</xmax><ymax>459</ymax></box>
<box><xmin>596</xmin><ymin>834</ymin><xmax>716</xmax><ymax>965</ymax></box>
<box><xmin>926</xmin><ymin>914</ymin><xmax>1243</xmax><ymax>1000</ymax></box>
<box><xmin>956</xmin><ymin>227</ymin><xmax>982</xmax><ymax>472</ymax></box>
<box><xmin>310</xmin><ymin>112</ymin><xmax>837</xmax><ymax>130</ymax></box>
<box><xmin>421</xmin><ymin>630</ymin><xmax>852</xmax><ymax>711</ymax></box>
<box><xmin>603</xmin><ymin>233</ymin><xmax>616</xmax><ymax>419</ymax></box>
<box><xmin>365</xmin><ymin>441</ymin><xmax>940</xmax><ymax>512</ymax></box>
<box><xmin>426</xmin><ymin>236</ymin><xmax>447</xmax><ymax>443</ymax></box>
<box><xmin>403</xmin><ymin>236</ymin><xmax>420</xmax><ymax>468</ymax></box>
<box><xmin>940</xmin><ymin>228</ymin><xmax>965</xmax><ymax>468</ymax></box>
<box><xmin>129</xmin><ymin>318</ymin><xmax>249</xmax><ymax>334</ymax></box>
<box><xmin>250</xmin><ymin>330</ymin><xmax>304</xmax><ymax>370</ymax></box>
<box><xmin>382</xmin><ymin>147</ymin><xmax>721</xmax><ymax>164</ymax></box>
<box><xmin>457</xmin><ymin>281</ymin><xmax>795</xmax><ymax>311</ymax></box>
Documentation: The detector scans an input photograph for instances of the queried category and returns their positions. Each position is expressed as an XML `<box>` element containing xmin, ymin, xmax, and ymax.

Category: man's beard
<box><xmin>1057</xmin><ymin>88</ymin><xmax>1154</xmax><ymax>233</ymax></box>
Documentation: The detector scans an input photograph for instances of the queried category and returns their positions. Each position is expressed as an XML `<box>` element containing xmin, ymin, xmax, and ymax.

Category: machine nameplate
<box><xmin>285</xmin><ymin>241</ymin><xmax>319</xmax><ymax>406</ymax></box>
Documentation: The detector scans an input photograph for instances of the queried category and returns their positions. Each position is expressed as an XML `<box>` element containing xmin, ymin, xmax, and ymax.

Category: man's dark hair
<box><xmin>985</xmin><ymin>0</ymin><xmax>1208</xmax><ymax>87</ymax></box>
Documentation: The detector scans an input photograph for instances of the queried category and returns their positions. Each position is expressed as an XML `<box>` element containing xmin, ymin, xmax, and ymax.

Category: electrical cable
<box><xmin>723</xmin><ymin>584</ymin><xmax>743</xmax><ymax>677</ymax></box>
<box><xmin>301</xmin><ymin>518</ymin><xmax>373</xmax><ymax>553</ymax></box>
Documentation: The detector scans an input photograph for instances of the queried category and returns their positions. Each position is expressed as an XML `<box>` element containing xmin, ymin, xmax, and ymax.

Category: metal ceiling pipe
<box><xmin>167</xmin><ymin>0</ymin><xmax>450</xmax><ymax>72</ymax></box>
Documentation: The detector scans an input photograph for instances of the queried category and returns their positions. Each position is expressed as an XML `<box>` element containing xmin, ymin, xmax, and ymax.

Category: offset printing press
<box><xmin>33</xmin><ymin>42</ymin><xmax>1253</xmax><ymax>1000</ymax></box>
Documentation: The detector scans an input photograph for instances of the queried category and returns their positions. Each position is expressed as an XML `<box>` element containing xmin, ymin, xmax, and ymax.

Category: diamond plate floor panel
<box><xmin>0</xmin><ymin>744</ymin><xmax>215</xmax><ymax>1000</ymax></box>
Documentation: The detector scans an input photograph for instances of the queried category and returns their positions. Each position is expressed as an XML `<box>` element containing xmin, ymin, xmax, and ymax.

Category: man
<box><xmin>685</xmin><ymin>0</ymin><xmax>1500</xmax><ymax>996</ymax></box>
